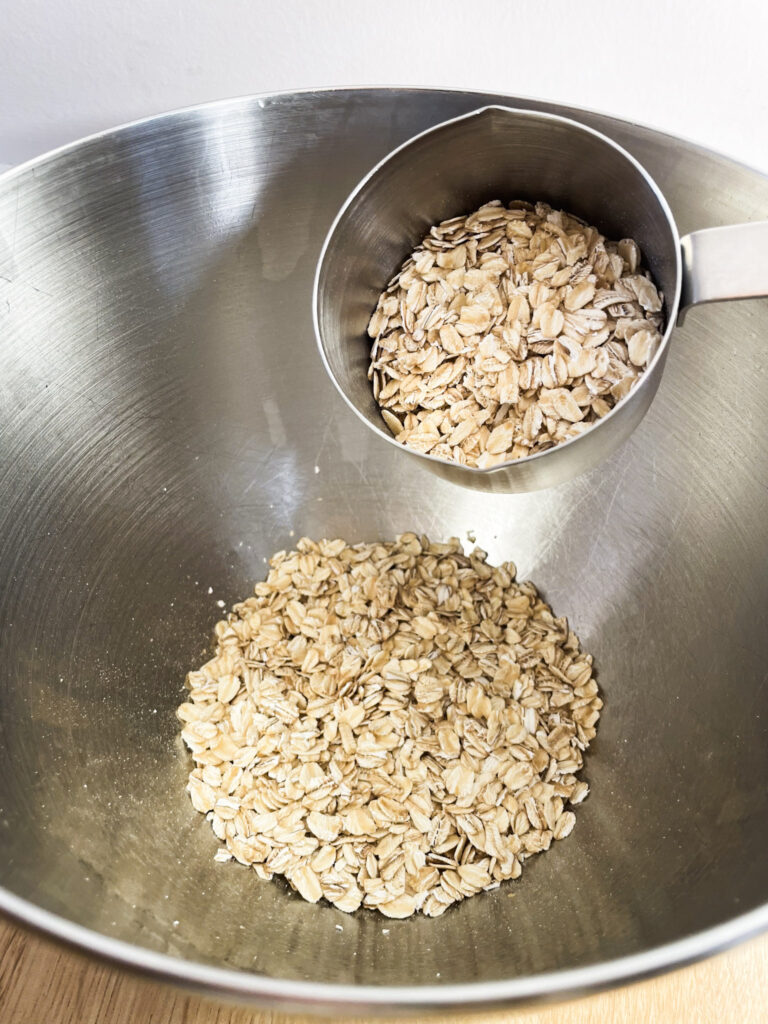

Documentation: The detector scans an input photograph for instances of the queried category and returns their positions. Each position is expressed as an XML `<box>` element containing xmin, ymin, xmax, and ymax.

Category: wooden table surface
<box><xmin>1</xmin><ymin>918</ymin><xmax>766</xmax><ymax>1024</ymax></box>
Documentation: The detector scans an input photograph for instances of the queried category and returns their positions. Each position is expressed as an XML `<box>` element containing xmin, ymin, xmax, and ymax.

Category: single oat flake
<box><xmin>178</xmin><ymin>535</ymin><xmax>601</xmax><ymax>917</ymax></box>
<box><xmin>367</xmin><ymin>201</ymin><xmax>664</xmax><ymax>467</ymax></box>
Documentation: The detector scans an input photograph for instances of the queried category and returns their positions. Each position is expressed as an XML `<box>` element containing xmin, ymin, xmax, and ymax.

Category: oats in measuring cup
<box><xmin>368</xmin><ymin>201</ymin><xmax>664</xmax><ymax>467</ymax></box>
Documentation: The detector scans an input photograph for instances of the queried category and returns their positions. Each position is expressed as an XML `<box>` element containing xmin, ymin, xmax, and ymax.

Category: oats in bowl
<box><xmin>178</xmin><ymin>534</ymin><xmax>601</xmax><ymax>917</ymax></box>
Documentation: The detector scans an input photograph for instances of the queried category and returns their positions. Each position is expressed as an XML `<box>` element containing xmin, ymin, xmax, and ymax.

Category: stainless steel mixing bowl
<box><xmin>0</xmin><ymin>88</ymin><xmax>767</xmax><ymax>1016</ymax></box>
<box><xmin>315</xmin><ymin>104</ymin><xmax>768</xmax><ymax>493</ymax></box>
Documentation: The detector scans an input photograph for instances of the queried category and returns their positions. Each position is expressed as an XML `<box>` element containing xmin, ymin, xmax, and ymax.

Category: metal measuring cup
<box><xmin>313</xmin><ymin>105</ymin><xmax>768</xmax><ymax>493</ymax></box>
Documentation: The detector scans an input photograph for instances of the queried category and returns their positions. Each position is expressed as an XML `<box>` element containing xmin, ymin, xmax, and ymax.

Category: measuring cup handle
<box><xmin>679</xmin><ymin>221</ymin><xmax>768</xmax><ymax>323</ymax></box>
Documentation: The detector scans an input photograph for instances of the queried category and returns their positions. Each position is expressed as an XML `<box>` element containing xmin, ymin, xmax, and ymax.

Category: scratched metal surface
<box><xmin>0</xmin><ymin>90</ymin><xmax>766</xmax><ymax>1013</ymax></box>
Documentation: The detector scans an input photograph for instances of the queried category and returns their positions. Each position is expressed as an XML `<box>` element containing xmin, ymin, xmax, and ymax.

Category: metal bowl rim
<box><xmin>2</xmin><ymin>887</ymin><xmax>767</xmax><ymax>1010</ymax></box>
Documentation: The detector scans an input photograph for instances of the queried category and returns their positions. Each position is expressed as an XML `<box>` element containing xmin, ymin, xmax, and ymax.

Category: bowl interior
<box><xmin>0</xmin><ymin>89</ymin><xmax>766</xmax><ymax>1003</ymax></box>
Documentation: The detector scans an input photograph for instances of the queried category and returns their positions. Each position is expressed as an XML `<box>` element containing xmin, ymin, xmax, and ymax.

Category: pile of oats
<box><xmin>178</xmin><ymin>534</ymin><xmax>601</xmax><ymax>918</ymax></box>
<box><xmin>368</xmin><ymin>201</ymin><xmax>664</xmax><ymax>466</ymax></box>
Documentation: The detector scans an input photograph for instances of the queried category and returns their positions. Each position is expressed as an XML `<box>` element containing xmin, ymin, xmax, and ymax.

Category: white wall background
<box><xmin>2</xmin><ymin>0</ymin><xmax>768</xmax><ymax>172</ymax></box>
